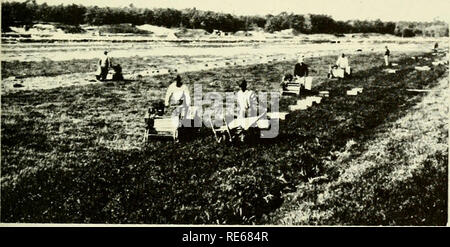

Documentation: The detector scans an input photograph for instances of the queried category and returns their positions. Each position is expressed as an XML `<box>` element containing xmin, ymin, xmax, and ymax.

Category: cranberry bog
<box><xmin>1</xmin><ymin>45</ymin><xmax>448</xmax><ymax>224</ymax></box>
<box><xmin>1</xmin><ymin>39</ymin><xmax>438</xmax><ymax>91</ymax></box>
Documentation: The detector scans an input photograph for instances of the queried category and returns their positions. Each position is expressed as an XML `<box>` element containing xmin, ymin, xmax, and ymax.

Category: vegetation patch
<box><xmin>1</xmin><ymin>51</ymin><xmax>447</xmax><ymax>224</ymax></box>
<box><xmin>269</xmin><ymin>77</ymin><xmax>448</xmax><ymax>225</ymax></box>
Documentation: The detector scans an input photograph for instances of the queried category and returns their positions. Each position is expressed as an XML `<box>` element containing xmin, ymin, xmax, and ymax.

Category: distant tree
<box><xmin>402</xmin><ymin>28</ymin><xmax>416</xmax><ymax>37</ymax></box>
<box><xmin>183</xmin><ymin>8</ymin><xmax>201</xmax><ymax>29</ymax></box>
<box><xmin>373</xmin><ymin>19</ymin><xmax>384</xmax><ymax>33</ymax></box>
<box><xmin>264</xmin><ymin>13</ymin><xmax>292</xmax><ymax>33</ymax></box>
<box><xmin>142</xmin><ymin>9</ymin><xmax>154</xmax><ymax>25</ymax></box>
<box><xmin>334</xmin><ymin>20</ymin><xmax>352</xmax><ymax>33</ymax></box>
<box><xmin>62</xmin><ymin>4</ymin><xmax>86</xmax><ymax>25</ymax></box>
<box><xmin>2</xmin><ymin>0</ymin><xmax>37</xmax><ymax>29</ymax></box>
<box><xmin>309</xmin><ymin>14</ymin><xmax>336</xmax><ymax>33</ymax></box>
<box><xmin>291</xmin><ymin>15</ymin><xmax>306</xmax><ymax>34</ymax></box>
<box><xmin>247</xmin><ymin>16</ymin><xmax>266</xmax><ymax>29</ymax></box>
<box><xmin>303</xmin><ymin>14</ymin><xmax>313</xmax><ymax>33</ymax></box>
<box><xmin>1</xmin><ymin>0</ymin><xmax>448</xmax><ymax>37</ymax></box>
<box><xmin>84</xmin><ymin>6</ymin><xmax>100</xmax><ymax>25</ymax></box>
<box><xmin>383</xmin><ymin>22</ymin><xmax>396</xmax><ymax>34</ymax></box>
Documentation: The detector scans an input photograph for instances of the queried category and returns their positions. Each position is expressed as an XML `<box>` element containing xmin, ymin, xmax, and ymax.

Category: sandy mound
<box><xmin>175</xmin><ymin>28</ymin><xmax>210</xmax><ymax>39</ymax></box>
<box><xmin>10</xmin><ymin>24</ymin><xmax>66</xmax><ymax>37</ymax></box>
<box><xmin>136</xmin><ymin>24</ymin><xmax>177</xmax><ymax>38</ymax></box>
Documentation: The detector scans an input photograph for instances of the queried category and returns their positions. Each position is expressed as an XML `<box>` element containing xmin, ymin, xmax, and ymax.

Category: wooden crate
<box><xmin>266</xmin><ymin>112</ymin><xmax>289</xmax><ymax>120</ymax></box>
<box><xmin>145</xmin><ymin>117</ymin><xmax>180</xmax><ymax>141</ymax></box>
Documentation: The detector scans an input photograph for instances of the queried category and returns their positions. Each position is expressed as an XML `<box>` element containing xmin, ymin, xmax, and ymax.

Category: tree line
<box><xmin>2</xmin><ymin>0</ymin><xmax>448</xmax><ymax>37</ymax></box>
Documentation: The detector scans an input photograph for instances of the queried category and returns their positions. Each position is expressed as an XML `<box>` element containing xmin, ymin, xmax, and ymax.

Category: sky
<box><xmin>6</xmin><ymin>0</ymin><xmax>450</xmax><ymax>22</ymax></box>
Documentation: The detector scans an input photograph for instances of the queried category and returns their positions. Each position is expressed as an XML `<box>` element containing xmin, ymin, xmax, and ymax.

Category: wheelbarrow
<box><xmin>209</xmin><ymin>113</ymin><xmax>270</xmax><ymax>143</ymax></box>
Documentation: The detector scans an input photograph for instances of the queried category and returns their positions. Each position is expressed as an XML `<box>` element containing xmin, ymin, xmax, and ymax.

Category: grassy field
<box><xmin>1</xmin><ymin>49</ymin><xmax>448</xmax><ymax>224</ymax></box>
<box><xmin>268</xmin><ymin>76</ymin><xmax>448</xmax><ymax>225</ymax></box>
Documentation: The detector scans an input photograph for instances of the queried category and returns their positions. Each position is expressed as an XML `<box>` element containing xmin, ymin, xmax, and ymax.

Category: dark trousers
<box><xmin>100</xmin><ymin>66</ymin><xmax>109</xmax><ymax>81</ymax></box>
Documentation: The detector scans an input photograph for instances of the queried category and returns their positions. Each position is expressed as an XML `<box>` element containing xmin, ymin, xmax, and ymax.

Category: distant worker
<box><xmin>294</xmin><ymin>56</ymin><xmax>309</xmax><ymax>79</ymax></box>
<box><xmin>384</xmin><ymin>46</ymin><xmax>390</xmax><ymax>66</ymax></box>
<box><xmin>236</xmin><ymin>79</ymin><xmax>257</xmax><ymax>119</ymax></box>
<box><xmin>434</xmin><ymin>42</ymin><xmax>439</xmax><ymax>52</ymax></box>
<box><xmin>97</xmin><ymin>50</ymin><xmax>112</xmax><ymax>81</ymax></box>
<box><xmin>164</xmin><ymin>75</ymin><xmax>191</xmax><ymax>119</ymax></box>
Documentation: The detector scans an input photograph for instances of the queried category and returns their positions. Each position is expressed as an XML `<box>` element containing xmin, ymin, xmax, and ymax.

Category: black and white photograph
<box><xmin>0</xmin><ymin>0</ymin><xmax>449</xmax><ymax>229</ymax></box>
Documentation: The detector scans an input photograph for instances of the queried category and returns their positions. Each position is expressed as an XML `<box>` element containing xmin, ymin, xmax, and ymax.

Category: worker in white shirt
<box><xmin>336</xmin><ymin>53</ymin><xmax>351</xmax><ymax>76</ymax></box>
<box><xmin>236</xmin><ymin>79</ymin><xmax>257</xmax><ymax>119</ymax></box>
<box><xmin>164</xmin><ymin>75</ymin><xmax>191</xmax><ymax>119</ymax></box>
<box><xmin>98</xmin><ymin>50</ymin><xmax>112</xmax><ymax>81</ymax></box>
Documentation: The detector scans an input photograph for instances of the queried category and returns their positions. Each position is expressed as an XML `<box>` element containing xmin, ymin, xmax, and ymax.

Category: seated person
<box><xmin>280</xmin><ymin>73</ymin><xmax>293</xmax><ymax>90</ymax></box>
<box><xmin>164</xmin><ymin>75</ymin><xmax>191</xmax><ymax>119</ymax></box>
<box><xmin>145</xmin><ymin>101</ymin><xmax>165</xmax><ymax>133</ymax></box>
<box><xmin>112</xmin><ymin>64</ymin><xmax>124</xmax><ymax>81</ymax></box>
<box><xmin>328</xmin><ymin>53</ymin><xmax>351</xmax><ymax>79</ymax></box>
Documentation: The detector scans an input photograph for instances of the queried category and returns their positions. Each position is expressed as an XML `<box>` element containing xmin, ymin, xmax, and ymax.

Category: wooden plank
<box><xmin>148</xmin><ymin>133</ymin><xmax>173</xmax><ymax>137</ymax></box>
<box><xmin>319</xmin><ymin>91</ymin><xmax>329</xmax><ymax>97</ymax></box>
<box><xmin>289</xmin><ymin>104</ymin><xmax>308</xmax><ymax>111</ymax></box>
<box><xmin>297</xmin><ymin>99</ymin><xmax>313</xmax><ymax>107</ymax></box>
<box><xmin>415</xmin><ymin>66</ymin><xmax>431</xmax><ymax>71</ymax></box>
<box><xmin>347</xmin><ymin>90</ymin><xmax>358</xmax><ymax>95</ymax></box>
<box><xmin>266</xmin><ymin>112</ymin><xmax>289</xmax><ymax>120</ymax></box>
<box><xmin>406</xmin><ymin>89</ymin><xmax>442</xmax><ymax>92</ymax></box>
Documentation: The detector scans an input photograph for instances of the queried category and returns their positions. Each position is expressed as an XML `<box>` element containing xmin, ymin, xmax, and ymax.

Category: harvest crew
<box><xmin>164</xmin><ymin>75</ymin><xmax>191</xmax><ymax>119</ymax></box>
<box><xmin>98</xmin><ymin>50</ymin><xmax>112</xmax><ymax>81</ymax></box>
<box><xmin>384</xmin><ymin>46</ymin><xmax>390</xmax><ymax>66</ymax></box>
<box><xmin>236</xmin><ymin>79</ymin><xmax>257</xmax><ymax>119</ymax></box>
